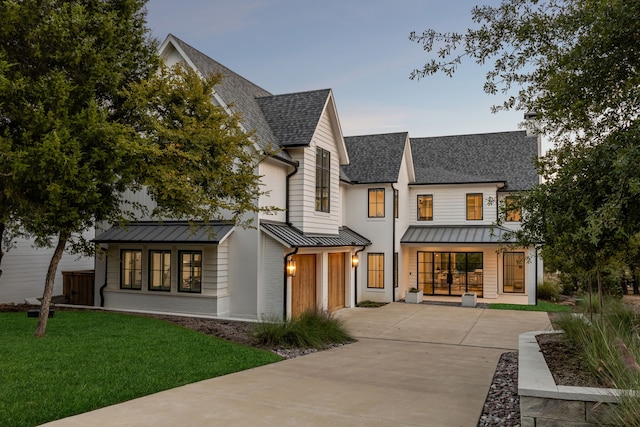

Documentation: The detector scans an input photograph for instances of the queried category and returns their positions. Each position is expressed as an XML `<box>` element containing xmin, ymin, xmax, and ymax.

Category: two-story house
<box><xmin>93</xmin><ymin>35</ymin><xmax>542</xmax><ymax>320</ymax></box>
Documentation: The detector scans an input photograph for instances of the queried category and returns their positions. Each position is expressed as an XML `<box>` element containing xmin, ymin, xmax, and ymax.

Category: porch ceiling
<box><xmin>93</xmin><ymin>221</ymin><xmax>234</xmax><ymax>244</ymax></box>
<box><xmin>400</xmin><ymin>225</ymin><xmax>516</xmax><ymax>244</ymax></box>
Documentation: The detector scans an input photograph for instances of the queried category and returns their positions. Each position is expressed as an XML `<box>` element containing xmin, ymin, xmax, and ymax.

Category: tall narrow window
<box><xmin>393</xmin><ymin>252</ymin><xmax>399</xmax><ymax>288</ymax></box>
<box><xmin>368</xmin><ymin>188</ymin><xmax>385</xmax><ymax>218</ymax></box>
<box><xmin>121</xmin><ymin>250</ymin><xmax>142</xmax><ymax>290</ymax></box>
<box><xmin>417</xmin><ymin>195</ymin><xmax>433</xmax><ymax>221</ymax></box>
<box><xmin>393</xmin><ymin>189</ymin><xmax>399</xmax><ymax>219</ymax></box>
<box><xmin>367</xmin><ymin>253</ymin><xmax>384</xmax><ymax>288</ymax></box>
<box><xmin>315</xmin><ymin>148</ymin><xmax>330</xmax><ymax>212</ymax></box>
<box><xmin>466</xmin><ymin>193</ymin><xmax>483</xmax><ymax>220</ymax></box>
<box><xmin>505</xmin><ymin>196</ymin><xmax>522</xmax><ymax>222</ymax></box>
<box><xmin>179</xmin><ymin>251</ymin><xmax>202</xmax><ymax>293</ymax></box>
<box><xmin>149</xmin><ymin>250</ymin><xmax>171</xmax><ymax>291</ymax></box>
<box><xmin>504</xmin><ymin>252</ymin><xmax>525</xmax><ymax>293</ymax></box>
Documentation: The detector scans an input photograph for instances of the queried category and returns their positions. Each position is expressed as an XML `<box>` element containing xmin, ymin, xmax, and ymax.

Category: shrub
<box><xmin>253</xmin><ymin>309</ymin><xmax>353</xmax><ymax>349</ymax></box>
<box><xmin>537</xmin><ymin>281</ymin><xmax>560</xmax><ymax>302</ymax></box>
<box><xmin>356</xmin><ymin>300</ymin><xmax>387</xmax><ymax>308</ymax></box>
<box><xmin>556</xmin><ymin>301</ymin><xmax>640</xmax><ymax>424</ymax></box>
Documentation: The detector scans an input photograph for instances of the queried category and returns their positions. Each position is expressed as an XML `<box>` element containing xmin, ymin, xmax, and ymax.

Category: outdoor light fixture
<box><xmin>351</xmin><ymin>255</ymin><xmax>359</xmax><ymax>268</ymax></box>
<box><xmin>286</xmin><ymin>258</ymin><xmax>296</xmax><ymax>277</ymax></box>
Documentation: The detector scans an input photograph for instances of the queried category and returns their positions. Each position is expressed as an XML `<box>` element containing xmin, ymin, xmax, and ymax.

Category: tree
<box><xmin>0</xmin><ymin>1</ymin><xmax>268</xmax><ymax>336</ymax></box>
<box><xmin>411</xmin><ymin>0</ymin><xmax>640</xmax><ymax>293</ymax></box>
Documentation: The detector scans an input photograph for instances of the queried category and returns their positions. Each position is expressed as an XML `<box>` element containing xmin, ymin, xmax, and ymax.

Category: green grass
<box><xmin>253</xmin><ymin>309</ymin><xmax>353</xmax><ymax>349</ymax></box>
<box><xmin>0</xmin><ymin>311</ymin><xmax>282</xmax><ymax>427</ymax></box>
<box><xmin>489</xmin><ymin>300</ymin><xmax>571</xmax><ymax>312</ymax></box>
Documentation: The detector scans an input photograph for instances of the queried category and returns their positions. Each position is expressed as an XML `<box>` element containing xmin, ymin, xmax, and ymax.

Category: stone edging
<box><xmin>518</xmin><ymin>331</ymin><xmax>623</xmax><ymax>426</ymax></box>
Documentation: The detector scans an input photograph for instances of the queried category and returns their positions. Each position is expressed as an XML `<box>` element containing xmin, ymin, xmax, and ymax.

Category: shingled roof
<box><xmin>168</xmin><ymin>35</ymin><xmax>290</xmax><ymax>160</ymax></box>
<box><xmin>410</xmin><ymin>131</ymin><xmax>539</xmax><ymax>191</ymax></box>
<box><xmin>256</xmin><ymin>89</ymin><xmax>331</xmax><ymax>147</ymax></box>
<box><xmin>341</xmin><ymin>132</ymin><xmax>409</xmax><ymax>183</ymax></box>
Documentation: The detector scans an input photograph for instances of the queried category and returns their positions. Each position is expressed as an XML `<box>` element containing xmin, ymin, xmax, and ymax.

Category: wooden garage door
<box><xmin>291</xmin><ymin>254</ymin><xmax>316</xmax><ymax>317</ymax></box>
<box><xmin>328</xmin><ymin>252</ymin><xmax>345</xmax><ymax>311</ymax></box>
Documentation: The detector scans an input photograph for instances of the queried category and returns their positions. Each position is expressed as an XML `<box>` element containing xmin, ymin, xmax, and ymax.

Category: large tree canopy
<box><xmin>412</xmin><ymin>0</ymin><xmax>640</xmax><ymax>293</ymax></box>
<box><xmin>0</xmin><ymin>0</ymin><xmax>268</xmax><ymax>335</ymax></box>
<box><xmin>410</xmin><ymin>0</ymin><xmax>640</xmax><ymax>143</ymax></box>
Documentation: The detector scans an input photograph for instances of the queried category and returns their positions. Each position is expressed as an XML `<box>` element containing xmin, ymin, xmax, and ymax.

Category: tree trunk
<box><xmin>588</xmin><ymin>275</ymin><xmax>593</xmax><ymax>321</ymax></box>
<box><xmin>35</xmin><ymin>232</ymin><xmax>69</xmax><ymax>337</ymax></box>
<box><xmin>597</xmin><ymin>269</ymin><xmax>603</xmax><ymax>314</ymax></box>
<box><xmin>0</xmin><ymin>222</ymin><xmax>5</xmax><ymax>279</ymax></box>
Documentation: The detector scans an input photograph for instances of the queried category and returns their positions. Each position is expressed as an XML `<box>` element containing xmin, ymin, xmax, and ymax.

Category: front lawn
<box><xmin>489</xmin><ymin>300</ymin><xmax>571</xmax><ymax>312</ymax></box>
<box><xmin>0</xmin><ymin>310</ymin><xmax>282</xmax><ymax>427</ymax></box>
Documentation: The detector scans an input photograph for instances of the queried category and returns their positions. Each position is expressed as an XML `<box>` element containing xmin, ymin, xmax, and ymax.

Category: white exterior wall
<box><xmin>288</xmin><ymin>109</ymin><xmax>341</xmax><ymax>235</ymax></box>
<box><xmin>227</xmin><ymin>214</ymin><xmax>260</xmax><ymax>320</ymax></box>
<box><xmin>0</xmin><ymin>235</ymin><xmax>94</xmax><ymax>303</ymax></box>
<box><xmin>258</xmin><ymin>158</ymin><xmax>288</xmax><ymax>222</ymax></box>
<box><xmin>100</xmin><ymin>242</ymin><xmax>230</xmax><ymax>316</ymax></box>
<box><xmin>408</xmin><ymin>183</ymin><xmax>501</xmax><ymax>226</ymax></box>
<box><xmin>260</xmin><ymin>235</ymin><xmax>285</xmax><ymax>320</ymax></box>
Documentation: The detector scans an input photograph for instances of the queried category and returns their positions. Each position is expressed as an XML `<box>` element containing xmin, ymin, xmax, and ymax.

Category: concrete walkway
<box><xmin>42</xmin><ymin>303</ymin><xmax>551</xmax><ymax>427</ymax></box>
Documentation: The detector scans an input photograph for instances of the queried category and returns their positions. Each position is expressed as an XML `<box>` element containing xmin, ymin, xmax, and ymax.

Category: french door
<box><xmin>417</xmin><ymin>251</ymin><xmax>483</xmax><ymax>297</ymax></box>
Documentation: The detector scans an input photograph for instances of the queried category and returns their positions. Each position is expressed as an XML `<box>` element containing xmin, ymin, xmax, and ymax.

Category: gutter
<box><xmin>283</xmin><ymin>247</ymin><xmax>299</xmax><ymax>320</ymax></box>
<box><xmin>391</xmin><ymin>183</ymin><xmax>397</xmax><ymax>302</ymax></box>
<box><xmin>354</xmin><ymin>246</ymin><xmax>367</xmax><ymax>306</ymax></box>
<box><xmin>285</xmin><ymin>161</ymin><xmax>300</xmax><ymax>225</ymax></box>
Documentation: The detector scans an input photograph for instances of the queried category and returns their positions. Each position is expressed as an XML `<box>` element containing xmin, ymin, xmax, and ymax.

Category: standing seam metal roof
<box><xmin>93</xmin><ymin>222</ymin><xmax>234</xmax><ymax>244</ymax></box>
<box><xmin>400</xmin><ymin>225</ymin><xmax>516</xmax><ymax>244</ymax></box>
<box><xmin>261</xmin><ymin>222</ymin><xmax>371</xmax><ymax>248</ymax></box>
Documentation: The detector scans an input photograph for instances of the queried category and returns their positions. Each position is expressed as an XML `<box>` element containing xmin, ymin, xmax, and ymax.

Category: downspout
<box><xmin>354</xmin><ymin>246</ymin><xmax>366</xmax><ymax>306</ymax></box>
<box><xmin>391</xmin><ymin>183</ymin><xmax>397</xmax><ymax>302</ymax></box>
<box><xmin>283</xmin><ymin>247</ymin><xmax>299</xmax><ymax>320</ymax></box>
<box><xmin>285</xmin><ymin>161</ymin><xmax>300</xmax><ymax>225</ymax></box>
<box><xmin>535</xmin><ymin>248</ymin><xmax>539</xmax><ymax>305</ymax></box>
<box><xmin>99</xmin><ymin>246</ymin><xmax>108</xmax><ymax>307</ymax></box>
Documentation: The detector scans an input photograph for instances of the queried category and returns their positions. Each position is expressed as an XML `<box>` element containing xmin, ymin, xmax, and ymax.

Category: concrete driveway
<box><xmin>42</xmin><ymin>303</ymin><xmax>551</xmax><ymax>427</ymax></box>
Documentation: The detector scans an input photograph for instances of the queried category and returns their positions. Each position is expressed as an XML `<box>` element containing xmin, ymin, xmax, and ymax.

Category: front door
<box><xmin>291</xmin><ymin>254</ymin><xmax>317</xmax><ymax>317</ymax></box>
<box><xmin>328</xmin><ymin>252</ymin><xmax>345</xmax><ymax>311</ymax></box>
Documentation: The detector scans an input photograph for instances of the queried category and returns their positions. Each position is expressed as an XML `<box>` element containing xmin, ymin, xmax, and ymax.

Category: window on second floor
<box><xmin>393</xmin><ymin>189</ymin><xmax>399</xmax><ymax>219</ymax></box>
<box><xmin>368</xmin><ymin>188</ymin><xmax>385</xmax><ymax>218</ymax></box>
<box><xmin>417</xmin><ymin>195</ymin><xmax>433</xmax><ymax>221</ymax></box>
<box><xmin>315</xmin><ymin>148</ymin><xmax>330</xmax><ymax>213</ymax></box>
<box><xmin>466</xmin><ymin>193</ymin><xmax>483</xmax><ymax>220</ymax></box>
<box><xmin>505</xmin><ymin>196</ymin><xmax>522</xmax><ymax>222</ymax></box>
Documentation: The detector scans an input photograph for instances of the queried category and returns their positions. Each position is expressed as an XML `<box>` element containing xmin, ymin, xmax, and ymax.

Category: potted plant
<box><xmin>405</xmin><ymin>287</ymin><xmax>423</xmax><ymax>304</ymax></box>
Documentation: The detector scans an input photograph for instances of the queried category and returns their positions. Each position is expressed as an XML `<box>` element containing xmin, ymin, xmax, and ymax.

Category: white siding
<box><xmin>260</xmin><ymin>235</ymin><xmax>285</xmax><ymax>320</ymax></box>
<box><xmin>0</xmin><ymin>235</ymin><xmax>94</xmax><ymax>303</ymax></box>
<box><xmin>289</xmin><ymin>109</ymin><xmax>341</xmax><ymax>235</ymax></box>
<box><xmin>258</xmin><ymin>158</ymin><xmax>288</xmax><ymax>222</ymax></box>
<box><xmin>408</xmin><ymin>183</ymin><xmax>500</xmax><ymax>226</ymax></box>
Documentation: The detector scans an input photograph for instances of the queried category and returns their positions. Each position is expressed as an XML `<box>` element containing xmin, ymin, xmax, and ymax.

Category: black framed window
<box><xmin>179</xmin><ymin>251</ymin><xmax>202</xmax><ymax>293</ymax></box>
<box><xmin>417</xmin><ymin>251</ymin><xmax>483</xmax><ymax>297</ymax></box>
<box><xmin>393</xmin><ymin>252</ymin><xmax>399</xmax><ymax>288</ymax></box>
<box><xmin>393</xmin><ymin>189</ymin><xmax>399</xmax><ymax>219</ymax></box>
<box><xmin>149</xmin><ymin>250</ymin><xmax>171</xmax><ymax>291</ymax></box>
<box><xmin>367</xmin><ymin>253</ymin><xmax>384</xmax><ymax>288</ymax></box>
<box><xmin>417</xmin><ymin>195</ymin><xmax>433</xmax><ymax>221</ymax></box>
<box><xmin>466</xmin><ymin>193</ymin><xmax>483</xmax><ymax>220</ymax></box>
<box><xmin>504</xmin><ymin>252</ymin><xmax>525</xmax><ymax>293</ymax></box>
<box><xmin>315</xmin><ymin>148</ymin><xmax>330</xmax><ymax>212</ymax></box>
<box><xmin>368</xmin><ymin>188</ymin><xmax>385</xmax><ymax>218</ymax></box>
<box><xmin>121</xmin><ymin>249</ymin><xmax>142</xmax><ymax>290</ymax></box>
<box><xmin>505</xmin><ymin>196</ymin><xmax>522</xmax><ymax>222</ymax></box>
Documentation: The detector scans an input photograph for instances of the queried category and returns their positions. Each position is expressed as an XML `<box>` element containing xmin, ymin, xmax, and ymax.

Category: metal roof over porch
<box><xmin>260</xmin><ymin>221</ymin><xmax>371</xmax><ymax>248</ymax></box>
<box><xmin>400</xmin><ymin>225</ymin><xmax>516</xmax><ymax>244</ymax></box>
<box><xmin>93</xmin><ymin>221</ymin><xmax>234</xmax><ymax>244</ymax></box>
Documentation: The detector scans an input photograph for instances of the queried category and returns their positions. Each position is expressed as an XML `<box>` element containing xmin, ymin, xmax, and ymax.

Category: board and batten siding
<box><xmin>0</xmin><ymin>235</ymin><xmax>94</xmax><ymax>303</ymax></box>
<box><xmin>288</xmin><ymin>109</ymin><xmax>341</xmax><ymax>235</ymax></box>
<box><xmin>408</xmin><ymin>184</ymin><xmax>500</xmax><ymax>226</ymax></box>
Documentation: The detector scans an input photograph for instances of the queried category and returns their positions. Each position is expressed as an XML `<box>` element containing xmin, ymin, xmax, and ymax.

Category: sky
<box><xmin>144</xmin><ymin>0</ymin><xmax>528</xmax><ymax>140</ymax></box>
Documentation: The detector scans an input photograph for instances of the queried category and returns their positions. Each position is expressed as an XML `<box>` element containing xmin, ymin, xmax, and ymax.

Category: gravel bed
<box><xmin>478</xmin><ymin>352</ymin><xmax>520</xmax><ymax>427</ymax></box>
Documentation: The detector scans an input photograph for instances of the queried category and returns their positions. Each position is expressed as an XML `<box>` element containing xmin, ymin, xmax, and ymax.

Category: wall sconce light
<box><xmin>287</xmin><ymin>258</ymin><xmax>296</xmax><ymax>277</ymax></box>
<box><xmin>351</xmin><ymin>255</ymin><xmax>359</xmax><ymax>268</ymax></box>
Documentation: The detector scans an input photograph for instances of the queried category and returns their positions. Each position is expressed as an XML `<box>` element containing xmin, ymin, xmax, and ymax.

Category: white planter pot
<box><xmin>405</xmin><ymin>290</ymin><xmax>423</xmax><ymax>304</ymax></box>
<box><xmin>461</xmin><ymin>292</ymin><xmax>477</xmax><ymax>307</ymax></box>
